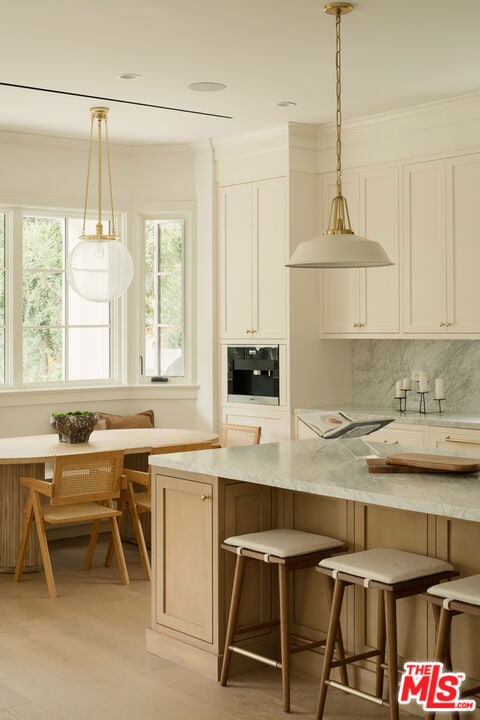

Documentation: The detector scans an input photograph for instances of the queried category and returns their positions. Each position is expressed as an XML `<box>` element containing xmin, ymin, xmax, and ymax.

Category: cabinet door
<box><xmin>254</xmin><ymin>177</ymin><xmax>287</xmax><ymax>338</ymax></box>
<box><xmin>361</xmin><ymin>167</ymin><xmax>400</xmax><ymax>333</ymax></box>
<box><xmin>404</xmin><ymin>161</ymin><xmax>447</xmax><ymax>333</ymax></box>
<box><xmin>322</xmin><ymin>174</ymin><xmax>361</xmax><ymax>333</ymax></box>
<box><xmin>219</xmin><ymin>184</ymin><xmax>253</xmax><ymax>338</ymax></box>
<box><xmin>447</xmin><ymin>155</ymin><xmax>480</xmax><ymax>333</ymax></box>
<box><xmin>155</xmin><ymin>474</ymin><xmax>213</xmax><ymax>642</ymax></box>
<box><xmin>322</xmin><ymin>168</ymin><xmax>399</xmax><ymax>335</ymax></box>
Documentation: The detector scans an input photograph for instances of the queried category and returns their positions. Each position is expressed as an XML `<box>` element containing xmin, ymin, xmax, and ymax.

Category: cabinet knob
<box><xmin>201</xmin><ymin>494</ymin><xmax>211</xmax><ymax>501</ymax></box>
<box><xmin>353</xmin><ymin>322</ymin><xmax>360</xmax><ymax>328</ymax></box>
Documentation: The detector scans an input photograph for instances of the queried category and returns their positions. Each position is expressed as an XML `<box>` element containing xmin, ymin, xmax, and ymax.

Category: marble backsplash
<box><xmin>351</xmin><ymin>340</ymin><xmax>480</xmax><ymax>415</ymax></box>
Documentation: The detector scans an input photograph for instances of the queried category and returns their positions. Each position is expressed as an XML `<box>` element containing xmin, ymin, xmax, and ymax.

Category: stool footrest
<box><xmin>290</xmin><ymin>638</ymin><xmax>326</xmax><ymax>655</ymax></box>
<box><xmin>330</xmin><ymin>648</ymin><xmax>380</xmax><ymax>668</ymax></box>
<box><xmin>326</xmin><ymin>680</ymin><xmax>389</xmax><ymax>707</ymax></box>
<box><xmin>235</xmin><ymin>619</ymin><xmax>279</xmax><ymax>635</ymax></box>
<box><xmin>228</xmin><ymin>645</ymin><xmax>281</xmax><ymax>669</ymax></box>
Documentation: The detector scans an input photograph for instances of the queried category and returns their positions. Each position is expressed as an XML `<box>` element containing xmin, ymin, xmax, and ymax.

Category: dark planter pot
<box><xmin>50</xmin><ymin>413</ymin><xmax>99</xmax><ymax>443</ymax></box>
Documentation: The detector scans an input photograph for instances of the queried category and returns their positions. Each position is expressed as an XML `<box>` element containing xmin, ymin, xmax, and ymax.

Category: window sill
<box><xmin>0</xmin><ymin>384</ymin><xmax>200</xmax><ymax>408</ymax></box>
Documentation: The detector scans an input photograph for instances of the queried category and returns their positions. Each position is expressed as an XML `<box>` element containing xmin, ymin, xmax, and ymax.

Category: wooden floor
<box><xmin>0</xmin><ymin>537</ymin><xmax>409</xmax><ymax>720</ymax></box>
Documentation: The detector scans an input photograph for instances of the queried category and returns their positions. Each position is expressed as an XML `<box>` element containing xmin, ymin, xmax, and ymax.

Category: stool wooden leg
<box><xmin>376</xmin><ymin>589</ymin><xmax>386</xmax><ymax>700</ymax></box>
<box><xmin>426</xmin><ymin>607</ymin><xmax>455</xmax><ymax>720</ymax></box>
<box><xmin>323</xmin><ymin>574</ymin><xmax>349</xmax><ymax>687</ymax></box>
<box><xmin>316</xmin><ymin>579</ymin><xmax>346</xmax><ymax>720</ymax></box>
<box><xmin>384</xmin><ymin>591</ymin><xmax>399</xmax><ymax>720</ymax></box>
<box><xmin>220</xmin><ymin>554</ymin><xmax>247</xmax><ymax>687</ymax></box>
<box><xmin>278</xmin><ymin>564</ymin><xmax>291</xmax><ymax>713</ymax></box>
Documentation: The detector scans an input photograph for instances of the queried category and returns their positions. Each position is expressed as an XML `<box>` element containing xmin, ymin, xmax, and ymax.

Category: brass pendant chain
<box><xmin>335</xmin><ymin>8</ymin><xmax>343</xmax><ymax>198</ymax></box>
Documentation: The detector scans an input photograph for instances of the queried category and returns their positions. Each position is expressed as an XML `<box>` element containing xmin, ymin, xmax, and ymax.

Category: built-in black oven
<box><xmin>227</xmin><ymin>346</ymin><xmax>279</xmax><ymax>405</ymax></box>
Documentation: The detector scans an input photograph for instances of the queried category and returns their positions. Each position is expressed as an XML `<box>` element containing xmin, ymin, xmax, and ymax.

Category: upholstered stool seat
<box><xmin>316</xmin><ymin>548</ymin><xmax>458</xmax><ymax>720</ymax></box>
<box><xmin>220</xmin><ymin>528</ymin><xmax>347</xmax><ymax>713</ymax></box>
<box><xmin>423</xmin><ymin>574</ymin><xmax>480</xmax><ymax>719</ymax></box>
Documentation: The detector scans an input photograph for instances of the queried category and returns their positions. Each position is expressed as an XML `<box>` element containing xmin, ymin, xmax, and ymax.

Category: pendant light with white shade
<box><xmin>286</xmin><ymin>2</ymin><xmax>393</xmax><ymax>269</ymax></box>
<box><xmin>67</xmin><ymin>107</ymin><xmax>134</xmax><ymax>302</ymax></box>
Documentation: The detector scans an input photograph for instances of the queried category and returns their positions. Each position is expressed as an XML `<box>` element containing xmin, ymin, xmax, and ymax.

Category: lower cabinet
<box><xmin>366</xmin><ymin>422</ymin><xmax>427</xmax><ymax>448</ymax></box>
<box><xmin>222</xmin><ymin>405</ymin><xmax>290</xmax><ymax>443</ymax></box>
<box><xmin>147</xmin><ymin>469</ymin><xmax>272</xmax><ymax>680</ymax></box>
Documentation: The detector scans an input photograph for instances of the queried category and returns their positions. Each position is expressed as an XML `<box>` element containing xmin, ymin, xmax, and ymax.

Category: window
<box><xmin>0</xmin><ymin>212</ymin><xmax>5</xmax><ymax>385</ymax></box>
<box><xmin>22</xmin><ymin>214</ymin><xmax>112</xmax><ymax>384</ymax></box>
<box><xmin>144</xmin><ymin>217</ymin><xmax>186</xmax><ymax>378</ymax></box>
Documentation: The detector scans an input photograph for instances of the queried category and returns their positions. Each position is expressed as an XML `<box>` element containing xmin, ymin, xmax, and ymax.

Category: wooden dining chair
<box><xmin>218</xmin><ymin>422</ymin><xmax>261</xmax><ymax>447</ymax></box>
<box><xmin>105</xmin><ymin>440</ymin><xmax>215</xmax><ymax>581</ymax></box>
<box><xmin>14</xmin><ymin>450</ymin><xmax>129</xmax><ymax>599</ymax></box>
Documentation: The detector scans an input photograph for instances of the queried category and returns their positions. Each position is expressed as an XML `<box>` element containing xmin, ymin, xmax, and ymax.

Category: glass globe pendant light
<box><xmin>287</xmin><ymin>2</ymin><xmax>393</xmax><ymax>269</ymax></box>
<box><xmin>67</xmin><ymin>107</ymin><xmax>133</xmax><ymax>301</ymax></box>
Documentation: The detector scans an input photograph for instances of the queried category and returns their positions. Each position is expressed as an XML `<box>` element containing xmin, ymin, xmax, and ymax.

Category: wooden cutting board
<box><xmin>367</xmin><ymin>458</ymin><xmax>430</xmax><ymax>474</ymax></box>
<box><xmin>385</xmin><ymin>453</ymin><xmax>480</xmax><ymax>473</ymax></box>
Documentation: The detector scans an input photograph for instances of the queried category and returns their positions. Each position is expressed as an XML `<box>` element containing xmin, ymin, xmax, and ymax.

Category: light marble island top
<box><xmin>150</xmin><ymin>438</ymin><xmax>480</xmax><ymax>523</ymax></box>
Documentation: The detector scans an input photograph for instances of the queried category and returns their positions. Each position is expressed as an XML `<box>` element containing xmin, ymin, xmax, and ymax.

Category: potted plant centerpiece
<box><xmin>50</xmin><ymin>411</ymin><xmax>99</xmax><ymax>443</ymax></box>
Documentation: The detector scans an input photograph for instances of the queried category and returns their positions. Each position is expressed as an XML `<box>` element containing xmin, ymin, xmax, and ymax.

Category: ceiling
<box><xmin>2</xmin><ymin>0</ymin><xmax>480</xmax><ymax>146</ymax></box>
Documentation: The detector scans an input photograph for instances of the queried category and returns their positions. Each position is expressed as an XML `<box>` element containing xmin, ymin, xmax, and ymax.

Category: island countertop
<box><xmin>150</xmin><ymin>438</ymin><xmax>480</xmax><ymax>523</ymax></box>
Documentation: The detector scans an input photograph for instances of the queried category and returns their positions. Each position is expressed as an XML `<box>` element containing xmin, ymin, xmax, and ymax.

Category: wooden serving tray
<box><xmin>386</xmin><ymin>453</ymin><xmax>480</xmax><ymax>473</ymax></box>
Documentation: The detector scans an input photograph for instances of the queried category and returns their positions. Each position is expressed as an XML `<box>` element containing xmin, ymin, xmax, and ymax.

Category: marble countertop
<box><xmin>150</xmin><ymin>438</ymin><xmax>480</xmax><ymax>523</ymax></box>
<box><xmin>294</xmin><ymin>405</ymin><xmax>480</xmax><ymax>431</ymax></box>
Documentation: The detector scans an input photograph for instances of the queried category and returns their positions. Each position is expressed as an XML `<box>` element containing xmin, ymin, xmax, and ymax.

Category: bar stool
<box><xmin>220</xmin><ymin>528</ymin><xmax>348</xmax><ymax>713</ymax></box>
<box><xmin>424</xmin><ymin>574</ymin><xmax>480</xmax><ymax>719</ymax></box>
<box><xmin>316</xmin><ymin>548</ymin><xmax>458</xmax><ymax>720</ymax></box>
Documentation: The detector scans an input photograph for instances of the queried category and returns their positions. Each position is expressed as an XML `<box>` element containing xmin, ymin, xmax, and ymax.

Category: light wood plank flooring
<box><xmin>0</xmin><ymin>537</ymin><xmax>407</xmax><ymax>720</ymax></box>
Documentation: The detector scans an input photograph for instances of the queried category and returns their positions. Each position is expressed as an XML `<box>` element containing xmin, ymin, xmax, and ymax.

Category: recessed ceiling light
<box><xmin>277</xmin><ymin>100</ymin><xmax>297</xmax><ymax>107</ymax></box>
<box><xmin>118</xmin><ymin>73</ymin><xmax>142</xmax><ymax>80</ymax></box>
<box><xmin>188</xmin><ymin>82</ymin><xmax>227</xmax><ymax>92</ymax></box>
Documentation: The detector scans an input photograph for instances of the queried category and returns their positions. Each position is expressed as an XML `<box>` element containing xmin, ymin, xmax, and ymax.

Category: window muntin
<box><xmin>22</xmin><ymin>214</ymin><xmax>112</xmax><ymax>384</ymax></box>
<box><xmin>144</xmin><ymin>218</ymin><xmax>185</xmax><ymax>378</ymax></box>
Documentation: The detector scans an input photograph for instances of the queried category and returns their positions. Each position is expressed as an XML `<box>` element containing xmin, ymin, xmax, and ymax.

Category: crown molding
<box><xmin>315</xmin><ymin>92</ymin><xmax>480</xmax><ymax>149</ymax></box>
<box><xmin>0</xmin><ymin>128</ymin><xmax>195</xmax><ymax>157</ymax></box>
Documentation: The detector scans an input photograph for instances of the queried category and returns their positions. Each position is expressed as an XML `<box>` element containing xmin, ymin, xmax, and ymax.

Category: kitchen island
<box><xmin>147</xmin><ymin>438</ymin><xmax>480</xmax><ymax>704</ymax></box>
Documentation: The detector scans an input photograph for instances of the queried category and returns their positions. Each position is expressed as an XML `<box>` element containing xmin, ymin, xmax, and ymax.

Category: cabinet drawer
<box><xmin>368</xmin><ymin>423</ymin><xmax>426</xmax><ymax>448</ymax></box>
<box><xmin>429</xmin><ymin>427</ymin><xmax>480</xmax><ymax>456</ymax></box>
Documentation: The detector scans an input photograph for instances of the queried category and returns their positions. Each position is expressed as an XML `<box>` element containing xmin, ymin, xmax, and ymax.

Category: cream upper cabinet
<box><xmin>219</xmin><ymin>177</ymin><xmax>287</xmax><ymax>340</ymax></box>
<box><xmin>404</xmin><ymin>154</ymin><xmax>480</xmax><ymax>334</ymax></box>
<box><xmin>321</xmin><ymin>167</ymin><xmax>399</xmax><ymax>335</ymax></box>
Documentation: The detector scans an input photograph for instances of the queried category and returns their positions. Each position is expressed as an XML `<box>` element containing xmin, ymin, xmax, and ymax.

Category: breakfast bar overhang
<box><xmin>147</xmin><ymin>438</ymin><xmax>480</xmax><ymax>702</ymax></box>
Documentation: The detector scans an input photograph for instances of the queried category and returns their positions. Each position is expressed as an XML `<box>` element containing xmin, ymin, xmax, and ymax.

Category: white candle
<box><xmin>435</xmin><ymin>378</ymin><xmax>445</xmax><ymax>400</ymax></box>
<box><xmin>395</xmin><ymin>381</ymin><xmax>404</xmax><ymax>397</ymax></box>
<box><xmin>402</xmin><ymin>377</ymin><xmax>411</xmax><ymax>390</ymax></box>
<box><xmin>418</xmin><ymin>374</ymin><xmax>428</xmax><ymax>393</ymax></box>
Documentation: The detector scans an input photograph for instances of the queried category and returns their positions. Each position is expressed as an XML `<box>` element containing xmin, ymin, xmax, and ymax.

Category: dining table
<box><xmin>0</xmin><ymin>427</ymin><xmax>218</xmax><ymax>572</ymax></box>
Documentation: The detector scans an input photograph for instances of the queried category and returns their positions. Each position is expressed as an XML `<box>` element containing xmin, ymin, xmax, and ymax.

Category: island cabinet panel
<box><xmin>285</xmin><ymin>491</ymin><xmax>351</xmax><ymax>669</ymax></box>
<box><xmin>148</xmin><ymin>471</ymin><xmax>272</xmax><ymax>680</ymax></box>
<box><xmin>354</xmin><ymin>504</ymin><xmax>435</xmax><ymax>679</ymax></box>
<box><xmin>222</xmin><ymin>482</ymin><xmax>273</xmax><ymax>646</ymax></box>
<box><xmin>436</xmin><ymin>516</ymin><xmax>480</xmax><ymax>686</ymax></box>
<box><xmin>154</xmin><ymin>474</ymin><xmax>214</xmax><ymax>643</ymax></box>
